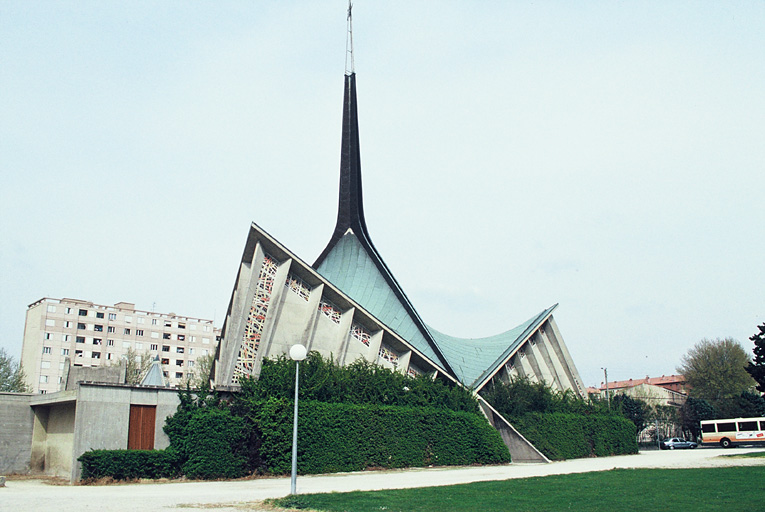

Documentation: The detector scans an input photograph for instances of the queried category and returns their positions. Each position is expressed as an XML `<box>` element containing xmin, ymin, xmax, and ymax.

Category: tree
<box><xmin>0</xmin><ymin>347</ymin><xmax>31</xmax><ymax>392</ymax></box>
<box><xmin>746</xmin><ymin>323</ymin><xmax>765</xmax><ymax>392</ymax></box>
<box><xmin>611</xmin><ymin>394</ymin><xmax>650</xmax><ymax>434</ymax></box>
<box><xmin>679</xmin><ymin>397</ymin><xmax>716</xmax><ymax>440</ymax></box>
<box><xmin>122</xmin><ymin>347</ymin><xmax>153</xmax><ymax>384</ymax></box>
<box><xmin>185</xmin><ymin>353</ymin><xmax>214</xmax><ymax>389</ymax></box>
<box><xmin>677</xmin><ymin>338</ymin><xmax>756</xmax><ymax>401</ymax></box>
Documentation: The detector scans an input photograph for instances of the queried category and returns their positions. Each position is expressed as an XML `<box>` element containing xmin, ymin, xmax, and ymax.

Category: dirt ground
<box><xmin>3</xmin><ymin>447</ymin><xmax>765</xmax><ymax>512</ymax></box>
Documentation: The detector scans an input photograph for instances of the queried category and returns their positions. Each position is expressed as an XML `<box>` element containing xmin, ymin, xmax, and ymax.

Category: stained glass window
<box><xmin>350</xmin><ymin>322</ymin><xmax>370</xmax><ymax>347</ymax></box>
<box><xmin>319</xmin><ymin>298</ymin><xmax>342</xmax><ymax>324</ymax></box>
<box><xmin>233</xmin><ymin>254</ymin><xmax>279</xmax><ymax>383</ymax></box>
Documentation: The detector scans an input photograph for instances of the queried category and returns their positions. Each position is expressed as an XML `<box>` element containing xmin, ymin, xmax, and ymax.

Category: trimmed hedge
<box><xmin>512</xmin><ymin>412</ymin><xmax>638</xmax><ymax>460</ymax></box>
<box><xmin>249</xmin><ymin>398</ymin><xmax>511</xmax><ymax>474</ymax></box>
<box><xmin>164</xmin><ymin>405</ymin><xmax>251</xmax><ymax>479</ymax></box>
<box><xmin>78</xmin><ymin>449</ymin><xmax>180</xmax><ymax>480</ymax></box>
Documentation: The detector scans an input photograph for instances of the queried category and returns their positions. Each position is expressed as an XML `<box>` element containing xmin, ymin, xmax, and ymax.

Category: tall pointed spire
<box><xmin>312</xmin><ymin>5</ymin><xmax>455</xmax><ymax>375</ymax></box>
<box><xmin>313</xmin><ymin>72</ymin><xmax>366</xmax><ymax>267</ymax></box>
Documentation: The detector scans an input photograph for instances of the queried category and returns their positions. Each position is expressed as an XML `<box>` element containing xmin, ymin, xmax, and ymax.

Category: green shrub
<box><xmin>512</xmin><ymin>412</ymin><xmax>638</xmax><ymax>460</ymax></box>
<box><xmin>164</xmin><ymin>405</ymin><xmax>251</xmax><ymax>479</ymax></box>
<box><xmin>78</xmin><ymin>449</ymin><xmax>180</xmax><ymax>480</ymax></box>
<box><xmin>246</xmin><ymin>398</ymin><xmax>510</xmax><ymax>474</ymax></box>
<box><xmin>236</xmin><ymin>352</ymin><xmax>479</xmax><ymax>414</ymax></box>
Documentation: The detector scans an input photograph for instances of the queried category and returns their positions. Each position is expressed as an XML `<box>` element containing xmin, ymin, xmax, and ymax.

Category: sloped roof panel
<box><xmin>316</xmin><ymin>233</ymin><xmax>446</xmax><ymax>368</ymax></box>
<box><xmin>427</xmin><ymin>305</ymin><xmax>557</xmax><ymax>388</ymax></box>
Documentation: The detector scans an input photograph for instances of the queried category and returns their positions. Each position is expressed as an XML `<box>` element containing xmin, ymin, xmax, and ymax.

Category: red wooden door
<box><xmin>128</xmin><ymin>405</ymin><xmax>156</xmax><ymax>450</ymax></box>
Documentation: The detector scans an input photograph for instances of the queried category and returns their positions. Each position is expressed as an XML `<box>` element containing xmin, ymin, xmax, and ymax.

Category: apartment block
<box><xmin>20</xmin><ymin>298</ymin><xmax>221</xmax><ymax>393</ymax></box>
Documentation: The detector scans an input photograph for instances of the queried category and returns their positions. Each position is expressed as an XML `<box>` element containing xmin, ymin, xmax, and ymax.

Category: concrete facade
<box><xmin>12</xmin><ymin>383</ymin><xmax>181</xmax><ymax>482</ymax></box>
<box><xmin>0</xmin><ymin>392</ymin><xmax>35</xmax><ymax>474</ymax></box>
<box><xmin>21</xmin><ymin>298</ymin><xmax>221</xmax><ymax>393</ymax></box>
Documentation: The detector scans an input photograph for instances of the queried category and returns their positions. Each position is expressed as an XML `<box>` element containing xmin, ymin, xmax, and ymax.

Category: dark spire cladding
<box><xmin>312</xmin><ymin>73</ymin><xmax>455</xmax><ymax>375</ymax></box>
<box><xmin>314</xmin><ymin>73</ymin><xmax>366</xmax><ymax>267</ymax></box>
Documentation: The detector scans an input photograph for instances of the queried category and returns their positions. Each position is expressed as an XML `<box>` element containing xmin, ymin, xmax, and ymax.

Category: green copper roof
<box><xmin>427</xmin><ymin>305</ymin><xmax>557</xmax><ymax>388</ymax></box>
<box><xmin>316</xmin><ymin>232</ymin><xmax>448</xmax><ymax>369</ymax></box>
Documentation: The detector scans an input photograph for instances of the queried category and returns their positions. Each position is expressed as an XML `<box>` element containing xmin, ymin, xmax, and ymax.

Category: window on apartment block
<box><xmin>61</xmin><ymin>348</ymin><xmax>69</xmax><ymax>356</ymax></box>
<box><xmin>63</xmin><ymin>334</ymin><xmax>70</xmax><ymax>342</ymax></box>
<box><xmin>162</xmin><ymin>345</ymin><xmax>170</xmax><ymax>352</ymax></box>
<box><xmin>151</xmin><ymin>332</ymin><xmax>159</xmax><ymax>339</ymax></box>
<box><xmin>122</xmin><ymin>342</ymin><xmax>131</xmax><ymax>349</ymax></box>
<box><xmin>189</xmin><ymin>336</ymin><xmax>196</xmax><ymax>343</ymax></box>
<box><xmin>44</xmin><ymin>332</ymin><xmax>51</xmax><ymax>340</ymax></box>
<box><xmin>108</xmin><ymin>313</ymin><xmax>116</xmax><ymax>320</ymax></box>
<box><xmin>77</xmin><ymin>322</ymin><xmax>86</xmax><ymax>330</ymax></box>
<box><xmin>76</xmin><ymin>336</ymin><xmax>85</xmax><ymax>343</ymax></box>
<box><xmin>75</xmin><ymin>350</ymin><xmax>83</xmax><ymax>357</ymax></box>
<box><xmin>162</xmin><ymin>371</ymin><xmax>169</xmax><ymax>378</ymax></box>
<box><xmin>107</xmin><ymin>326</ymin><xmax>115</xmax><ymax>333</ymax></box>
<box><xmin>45</xmin><ymin>319</ymin><xmax>55</xmax><ymax>327</ymax></box>
<box><xmin>107</xmin><ymin>353</ymin><xmax>113</xmax><ymax>360</ymax></box>
<box><xmin>177</xmin><ymin>334</ymin><xmax>185</xmax><ymax>341</ymax></box>
<box><xmin>124</xmin><ymin>328</ymin><xmax>131</xmax><ymax>335</ymax></box>
<box><xmin>150</xmin><ymin>344</ymin><xmax>158</xmax><ymax>351</ymax></box>
<box><xmin>152</xmin><ymin>318</ymin><xmax>158</xmax><ymax>325</ymax></box>
<box><xmin>94</xmin><ymin>325</ymin><xmax>103</xmax><ymax>332</ymax></box>
<box><xmin>40</xmin><ymin>375</ymin><xmax>48</xmax><ymax>383</ymax></box>
<box><xmin>92</xmin><ymin>352</ymin><xmax>101</xmax><ymax>359</ymax></box>
<box><xmin>136</xmin><ymin>343</ymin><xmax>143</xmax><ymax>350</ymax></box>
<box><xmin>136</xmin><ymin>329</ymin><xmax>144</xmax><ymax>336</ymax></box>
<box><xmin>107</xmin><ymin>339</ymin><xmax>114</xmax><ymax>346</ymax></box>
<box><xmin>175</xmin><ymin>372</ymin><xmax>183</xmax><ymax>379</ymax></box>
<box><xmin>188</xmin><ymin>360</ymin><xmax>195</xmax><ymax>367</ymax></box>
<box><xmin>189</xmin><ymin>348</ymin><xmax>195</xmax><ymax>355</ymax></box>
<box><xmin>178</xmin><ymin>323</ymin><xmax>186</xmax><ymax>329</ymax></box>
<box><xmin>125</xmin><ymin>315</ymin><xmax>133</xmax><ymax>323</ymax></box>
<box><xmin>47</xmin><ymin>304</ymin><xmax>56</xmax><ymax>313</ymax></box>
<box><xmin>41</xmin><ymin>361</ymin><xmax>51</xmax><ymax>369</ymax></box>
<box><xmin>93</xmin><ymin>338</ymin><xmax>102</xmax><ymax>345</ymax></box>
<box><xmin>202</xmin><ymin>338</ymin><xmax>210</xmax><ymax>344</ymax></box>
<box><xmin>175</xmin><ymin>360</ymin><xmax>183</xmax><ymax>366</ymax></box>
<box><xmin>163</xmin><ymin>333</ymin><xmax>171</xmax><ymax>340</ymax></box>
<box><xmin>164</xmin><ymin>320</ymin><xmax>172</xmax><ymax>328</ymax></box>
<box><xmin>137</xmin><ymin>316</ymin><xmax>145</xmax><ymax>324</ymax></box>
<box><xmin>78</xmin><ymin>309</ymin><xmax>87</xmax><ymax>316</ymax></box>
<box><xmin>96</xmin><ymin>312</ymin><xmax>104</xmax><ymax>319</ymax></box>
<box><xmin>203</xmin><ymin>325</ymin><xmax>210</xmax><ymax>332</ymax></box>
<box><xmin>161</xmin><ymin>358</ymin><xmax>169</xmax><ymax>365</ymax></box>
<box><xmin>176</xmin><ymin>347</ymin><xmax>184</xmax><ymax>354</ymax></box>
<box><xmin>42</xmin><ymin>347</ymin><xmax>52</xmax><ymax>354</ymax></box>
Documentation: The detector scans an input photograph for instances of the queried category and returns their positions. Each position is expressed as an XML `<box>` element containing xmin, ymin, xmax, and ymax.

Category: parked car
<box><xmin>660</xmin><ymin>438</ymin><xmax>698</xmax><ymax>450</ymax></box>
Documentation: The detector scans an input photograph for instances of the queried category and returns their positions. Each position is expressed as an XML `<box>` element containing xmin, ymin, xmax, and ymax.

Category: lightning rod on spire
<box><xmin>345</xmin><ymin>1</ymin><xmax>355</xmax><ymax>75</ymax></box>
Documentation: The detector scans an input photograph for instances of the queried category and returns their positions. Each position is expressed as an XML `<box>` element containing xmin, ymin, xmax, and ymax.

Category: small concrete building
<box><xmin>1</xmin><ymin>383</ymin><xmax>180</xmax><ymax>482</ymax></box>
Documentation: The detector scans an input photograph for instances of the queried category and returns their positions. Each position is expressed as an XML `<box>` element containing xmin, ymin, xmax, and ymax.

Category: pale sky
<box><xmin>2</xmin><ymin>1</ymin><xmax>763</xmax><ymax>388</ymax></box>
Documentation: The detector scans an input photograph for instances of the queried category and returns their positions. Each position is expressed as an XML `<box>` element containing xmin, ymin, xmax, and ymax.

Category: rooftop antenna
<box><xmin>345</xmin><ymin>1</ymin><xmax>355</xmax><ymax>75</ymax></box>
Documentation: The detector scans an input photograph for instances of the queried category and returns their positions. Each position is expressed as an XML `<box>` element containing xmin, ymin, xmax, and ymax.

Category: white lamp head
<box><xmin>289</xmin><ymin>343</ymin><xmax>308</xmax><ymax>361</ymax></box>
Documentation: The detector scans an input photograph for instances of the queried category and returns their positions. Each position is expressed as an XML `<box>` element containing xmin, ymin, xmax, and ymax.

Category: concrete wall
<box><xmin>0</xmin><ymin>393</ymin><xmax>34</xmax><ymax>474</ymax></box>
<box><xmin>70</xmin><ymin>384</ymin><xmax>180</xmax><ymax>481</ymax></box>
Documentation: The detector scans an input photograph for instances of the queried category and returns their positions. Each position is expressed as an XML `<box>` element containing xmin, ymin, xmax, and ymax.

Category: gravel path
<box><xmin>3</xmin><ymin>447</ymin><xmax>764</xmax><ymax>512</ymax></box>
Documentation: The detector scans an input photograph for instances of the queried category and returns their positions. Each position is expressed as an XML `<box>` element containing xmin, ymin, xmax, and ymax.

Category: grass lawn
<box><xmin>270</xmin><ymin>466</ymin><xmax>765</xmax><ymax>512</ymax></box>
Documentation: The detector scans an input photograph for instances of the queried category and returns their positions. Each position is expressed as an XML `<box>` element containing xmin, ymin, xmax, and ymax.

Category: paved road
<box><xmin>3</xmin><ymin>447</ymin><xmax>764</xmax><ymax>512</ymax></box>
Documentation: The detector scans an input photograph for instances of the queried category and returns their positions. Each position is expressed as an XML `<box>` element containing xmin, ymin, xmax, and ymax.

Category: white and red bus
<box><xmin>700</xmin><ymin>417</ymin><xmax>765</xmax><ymax>448</ymax></box>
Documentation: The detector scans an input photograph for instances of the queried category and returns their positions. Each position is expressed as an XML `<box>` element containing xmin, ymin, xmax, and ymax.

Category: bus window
<box><xmin>718</xmin><ymin>422</ymin><xmax>736</xmax><ymax>432</ymax></box>
<box><xmin>739</xmin><ymin>421</ymin><xmax>758</xmax><ymax>431</ymax></box>
<box><xmin>760</xmin><ymin>421</ymin><xmax>765</xmax><ymax>431</ymax></box>
<box><xmin>701</xmin><ymin>423</ymin><xmax>716</xmax><ymax>433</ymax></box>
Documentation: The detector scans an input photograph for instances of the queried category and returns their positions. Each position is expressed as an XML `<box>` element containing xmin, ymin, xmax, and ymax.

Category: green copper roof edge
<box><xmin>471</xmin><ymin>304</ymin><xmax>559</xmax><ymax>389</ymax></box>
<box><xmin>426</xmin><ymin>304</ymin><xmax>559</xmax><ymax>388</ymax></box>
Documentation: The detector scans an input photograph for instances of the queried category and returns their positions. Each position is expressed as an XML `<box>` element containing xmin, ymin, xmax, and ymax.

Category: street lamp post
<box><xmin>602</xmin><ymin>367</ymin><xmax>610</xmax><ymax>411</ymax></box>
<box><xmin>289</xmin><ymin>343</ymin><xmax>307</xmax><ymax>495</ymax></box>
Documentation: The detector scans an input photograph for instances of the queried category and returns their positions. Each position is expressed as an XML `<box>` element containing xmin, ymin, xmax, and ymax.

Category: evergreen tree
<box><xmin>0</xmin><ymin>347</ymin><xmax>31</xmax><ymax>392</ymax></box>
<box><xmin>746</xmin><ymin>323</ymin><xmax>765</xmax><ymax>393</ymax></box>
